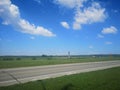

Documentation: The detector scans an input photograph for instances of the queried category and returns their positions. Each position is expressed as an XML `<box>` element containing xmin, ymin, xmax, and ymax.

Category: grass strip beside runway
<box><xmin>0</xmin><ymin>66</ymin><xmax>120</xmax><ymax>90</ymax></box>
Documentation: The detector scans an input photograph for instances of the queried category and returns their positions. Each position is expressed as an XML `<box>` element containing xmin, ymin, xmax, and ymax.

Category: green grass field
<box><xmin>0</xmin><ymin>67</ymin><xmax>120</xmax><ymax>90</ymax></box>
<box><xmin>0</xmin><ymin>56</ymin><xmax>120</xmax><ymax>69</ymax></box>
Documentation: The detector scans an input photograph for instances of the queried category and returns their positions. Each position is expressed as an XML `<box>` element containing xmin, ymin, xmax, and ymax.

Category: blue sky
<box><xmin>0</xmin><ymin>0</ymin><xmax>120</xmax><ymax>55</ymax></box>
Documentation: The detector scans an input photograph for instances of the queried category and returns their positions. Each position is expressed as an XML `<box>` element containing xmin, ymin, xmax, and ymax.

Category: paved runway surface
<box><xmin>0</xmin><ymin>60</ymin><xmax>120</xmax><ymax>86</ymax></box>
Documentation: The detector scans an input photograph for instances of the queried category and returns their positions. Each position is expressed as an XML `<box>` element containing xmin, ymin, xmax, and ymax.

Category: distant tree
<box><xmin>10</xmin><ymin>58</ymin><xmax>14</xmax><ymax>60</ymax></box>
<box><xmin>2</xmin><ymin>58</ymin><xmax>5</xmax><ymax>60</ymax></box>
<box><xmin>41</xmin><ymin>54</ymin><xmax>47</xmax><ymax>57</ymax></box>
<box><xmin>3</xmin><ymin>58</ymin><xmax>14</xmax><ymax>61</ymax></box>
<box><xmin>16</xmin><ymin>58</ymin><xmax>21</xmax><ymax>60</ymax></box>
<box><xmin>32</xmin><ymin>57</ymin><xmax>36</xmax><ymax>60</ymax></box>
<box><xmin>47</xmin><ymin>57</ymin><xmax>52</xmax><ymax>60</ymax></box>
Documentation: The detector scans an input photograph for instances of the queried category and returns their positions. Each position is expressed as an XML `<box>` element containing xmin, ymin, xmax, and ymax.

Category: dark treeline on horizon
<box><xmin>0</xmin><ymin>54</ymin><xmax>120</xmax><ymax>61</ymax></box>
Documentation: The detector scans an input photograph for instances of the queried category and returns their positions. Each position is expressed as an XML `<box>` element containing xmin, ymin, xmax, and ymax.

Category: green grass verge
<box><xmin>0</xmin><ymin>67</ymin><xmax>120</xmax><ymax>90</ymax></box>
<box><xmin>0</xmin><ymin>56</ymin><xmax>120</xmax><ymax>69</ymax></box>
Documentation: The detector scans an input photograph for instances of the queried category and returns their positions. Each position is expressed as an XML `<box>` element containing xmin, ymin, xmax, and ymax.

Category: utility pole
<box><xmin>68</xmin><ymin>51</ymin><xmax>70</xmax><ymax>59</ymax></box>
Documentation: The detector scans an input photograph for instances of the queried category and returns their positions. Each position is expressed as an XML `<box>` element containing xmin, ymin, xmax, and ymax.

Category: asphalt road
<box><xmin>0</xmin><ymin>60</ymin><xmax>120</xmax><ymax>86</ymax></box>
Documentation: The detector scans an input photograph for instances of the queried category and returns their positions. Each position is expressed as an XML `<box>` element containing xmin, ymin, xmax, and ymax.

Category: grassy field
<box><xmin>0</xmin><ymin>56</ymin><xmax>120</xmax><ymax>69</ymax></box>
<box><xmin>0</xmin><ymin>66</ymin><xmax>120</xmax><ymax>90</ymax></box>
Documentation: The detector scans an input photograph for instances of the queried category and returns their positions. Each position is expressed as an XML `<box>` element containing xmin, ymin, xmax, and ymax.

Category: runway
<box><xmin>0</xmin><ymin>60</ymin><xmax>120</xmax><ymax>86</ymax></box>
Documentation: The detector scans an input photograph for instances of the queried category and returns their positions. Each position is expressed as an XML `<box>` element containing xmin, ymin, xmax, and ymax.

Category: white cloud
<box><xmin>102</xmin><ymin>26</ymin><xmax>118</xmax><ymax>34</ymax></box>
<box><xmin>0</xmin><ymin>0</ymin><xmax>55</xmax><ymax>37</ymax></box>
<box><xmin>54</xmin><ymin>0</ymin><xmax>86</xmax><ymax>8</ymax></box>
<box><xmin>105</xmin><ymin>41</ymin><xmax>112</xmax><ymax>45</ymax></box>
<box><xmin>54</xmin><ymin>0</ymin><xmax>106</xmax><ymax>30</ymax></box>
<box><xmin>60</xmin><ymin>21</ymin><xmax>70</xmax><ymax>29</ymax></box>
<box><xmin>18</xmin><ymin>19</ymin><xmax>55</xmax><ymax>36</ymax></box>
<box><xmin>97</xmin><ymin>34</ymin><xmax>104</xmax><ymax>38</ymax></box>
<box><xmin>9</xmin><ymin>4</ymin><xmax>20</xmax><ymax>17</ymax></box>
<box><xmin>73</xmin><ymin>2</ymin><xmax>106</xmax><ymax>30</ymax></box>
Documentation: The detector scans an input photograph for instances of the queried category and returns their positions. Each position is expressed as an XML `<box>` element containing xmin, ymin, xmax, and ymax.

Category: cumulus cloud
<box><xmin>18</xmin><ymin>19</ymin><xmax>55</xmax><ymax>36</ymax></box>
<box><xmin>73</xmin><ymin>2</ymin><xmax>106</xmax><ymax>30</ymax></box>
<box><xmin>102</xmin><ymin>26</ymin><xmax>118</xmax><ymax>34</ymax></box>
<box><xmin>60</xmin><ymin>21</ymin><xmax>70</xmax><ymax>29</ymax></box>
<box><xmin>0</xmin><ymin>0</ymin><xmax>55</xmax><ymax>37</ymax></box>
<box><xmin>54</xmin><ymin>0</ymin><xmax>86</xmax><ymax>8</ymax></box>
<box><xmin>54</xmin><ymin>0</ymin><xmax>106</xmax><ymax>30</ymax></box>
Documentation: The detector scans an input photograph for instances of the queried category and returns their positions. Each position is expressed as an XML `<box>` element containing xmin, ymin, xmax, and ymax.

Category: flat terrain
<box><xmin>0</xmin><ymin>60</ymin><xmax>120</xmax><ymax>86</ymax></box>
<box><xmin>0</xmin><ymin>66</ymin><xmax>120</xmax><ymax>90</ymax></box>
<box><xmin>0</xmin><ymin>56</ymin><xmax>120</xmax><ymax>69</ymax></box>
